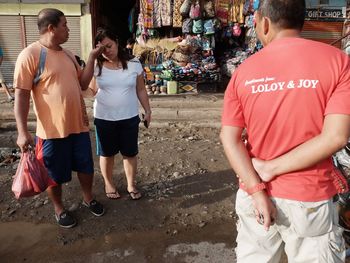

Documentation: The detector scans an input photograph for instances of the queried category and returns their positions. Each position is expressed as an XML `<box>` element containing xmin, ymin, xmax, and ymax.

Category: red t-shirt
<box><xmin>222</xmin><ymin>37</ymin><xmax>350</xmax><ymax>202</ymax></box>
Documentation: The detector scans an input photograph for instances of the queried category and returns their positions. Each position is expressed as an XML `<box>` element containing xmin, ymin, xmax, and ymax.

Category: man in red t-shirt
<box><xmin>221</xmin><ymin>0</ymin><xmax>350</xmax><ymax>261</ymax></box>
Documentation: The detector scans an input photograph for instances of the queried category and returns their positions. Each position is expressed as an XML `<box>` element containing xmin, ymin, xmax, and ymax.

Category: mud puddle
<box><xmin>0</xmin><ymin>221</ymin><xmax>236</xmax><ymax>263</ymax></box>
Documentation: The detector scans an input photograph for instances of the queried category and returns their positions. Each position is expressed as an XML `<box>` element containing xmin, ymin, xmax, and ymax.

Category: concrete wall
<box><xmin>0</xmin><ymin>2</ymin><xmax>93</xmax><ymax>60</ymax></box>
<box><xmin>0</xmin><ymin>3</ymin><xmax>82</xmax><ymax>15</ymax></box>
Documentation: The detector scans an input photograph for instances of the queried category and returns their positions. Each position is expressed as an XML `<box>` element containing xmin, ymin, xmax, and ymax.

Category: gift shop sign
<box><xmin>305</xmin><ymin>8</ymin><xmax>345</xmax><ymax>20</ymax></box>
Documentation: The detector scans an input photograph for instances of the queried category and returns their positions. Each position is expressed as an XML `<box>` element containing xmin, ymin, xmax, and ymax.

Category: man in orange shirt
<box><xmin>221</xmin><ymin>0</ymin><xmax>350</xmax><ymax>261</ymax></box>
<box><xmin>14</xmin><ymin>8</ymin><xmax>105</xmax><ymax>228</ymax></box>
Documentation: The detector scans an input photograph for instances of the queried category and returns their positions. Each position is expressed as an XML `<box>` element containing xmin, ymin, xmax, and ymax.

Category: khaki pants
<box><xmin>235</xmin><ymin>189</ymin><xmax>345</xmax><ymax>263</ymax></box>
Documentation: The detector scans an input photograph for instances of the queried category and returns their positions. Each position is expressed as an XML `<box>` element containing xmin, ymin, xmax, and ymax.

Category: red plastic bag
<box><xmin>12</xmin><ymin>150</ymin><xmax>56</xmax><ymax>199</ymax></box>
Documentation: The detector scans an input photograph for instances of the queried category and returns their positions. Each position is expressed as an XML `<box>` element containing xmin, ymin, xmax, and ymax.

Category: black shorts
<box><xmin>94</xmin><ymin>116</ymin><xmax>140</xmax><ymax>157</ymax></box>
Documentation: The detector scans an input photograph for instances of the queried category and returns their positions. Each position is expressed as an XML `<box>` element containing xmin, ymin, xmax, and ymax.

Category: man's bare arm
<box><xmin>14</xmin><ymin>88</ymin><xmax>33</xmax><ymax>152</ymax></box>
<box><xmin>253</xmin><ymin>114</ymin><xmax>350</xmax><ymax>181</ymax></box>
<box><xmin>220</xmin><ymin>125</ymin><xmax>276</xmax><ymax>230</ymax></box>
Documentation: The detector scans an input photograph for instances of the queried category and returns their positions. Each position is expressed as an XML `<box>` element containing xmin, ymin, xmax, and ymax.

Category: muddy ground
<box><xmin>0</xmin><ymin>120</ymin><xmax>241</xmax><ymax>262</ymax></box>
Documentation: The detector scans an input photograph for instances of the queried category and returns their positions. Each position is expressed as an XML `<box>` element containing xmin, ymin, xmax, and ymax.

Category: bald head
<box><xmin>37</xmin><ymin>8</ymin><xmax>65</xmax><ymax>34</ymax></box>
<box><xmin>258</xmin><ymin>0</ymin><xmax>305</xmax><ymax>30</ymax></box>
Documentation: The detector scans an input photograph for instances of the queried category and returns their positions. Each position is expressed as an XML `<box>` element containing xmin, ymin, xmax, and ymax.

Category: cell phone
<box><xmin>142</xmin><ymin>114</ymin><xmax>149</xmax><ymax>128</ymax></box>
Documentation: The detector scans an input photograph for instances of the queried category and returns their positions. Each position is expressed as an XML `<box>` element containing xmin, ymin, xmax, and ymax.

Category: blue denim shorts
<box><xmin>35</xmin><ymin>132</ymin><xmax>94</xmax><ymax>184</ymax></box>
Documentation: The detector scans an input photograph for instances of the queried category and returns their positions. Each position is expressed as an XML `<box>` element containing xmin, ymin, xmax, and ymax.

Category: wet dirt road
<box><xmin>0</xmin><ymin>124</ymin><xmax>238</xmax><ymax>263</ymax></box>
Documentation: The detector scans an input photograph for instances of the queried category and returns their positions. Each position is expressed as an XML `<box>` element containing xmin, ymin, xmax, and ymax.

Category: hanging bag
<box><xmin>182</xmin><ymin>18</ymin><xmax>193</xmax><ymax>34</ymax></box>
<box><xmin>12</xmin><ymin>147</ymin><xmax>56</xmax><ymax>199</ymax></box>
<box><xmin>203</xmin><ymin>19</ymin><xmax>215</xmax><ymax>35</ymax></box>
<box><xmin>189</xmin><ymin>0</ymin><xmax>201</xmax><ymax>19</ymax></box>
<box><xmin>180</xmin><ymin>0</ymin><xmax>193</xmax><ymax>17</ymax></box>
<box><xmin>203</xmin><ymin>0</ymin><xmax>215</xmax><ymax>18</ymax></box>
<box><xmin>192</xmin><ymin>19</ymin><xmax>203</xmax><ymax>34</ymax></box>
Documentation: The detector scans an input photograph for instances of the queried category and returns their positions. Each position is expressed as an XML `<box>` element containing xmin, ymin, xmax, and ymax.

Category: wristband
<box><xmin>245</xmin><ymin>182</ymin><xmax>266</xmax><ymax>195</ymax></box>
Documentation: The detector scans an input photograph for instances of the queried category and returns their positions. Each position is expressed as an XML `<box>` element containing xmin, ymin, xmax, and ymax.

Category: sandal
<box><xmin>105</xmin><ymin>191</ymin><xmax>121</xmax><ymax>200</ymax></box>
<box><xmin>128</xmin><ymin>191</ymin><xmax>142</xmax><ymax>200</ymax></box>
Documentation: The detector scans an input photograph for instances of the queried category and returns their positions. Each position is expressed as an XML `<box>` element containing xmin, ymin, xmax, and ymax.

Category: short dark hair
<box><xmin>258</xmin><ymin>0</ymin><xmax>306</xmax><ymax>30</ymax></box>
<box><xmin>37</xmin><ymin>8</ymin><xmax>65</xmax><ymax>34</ymax></box>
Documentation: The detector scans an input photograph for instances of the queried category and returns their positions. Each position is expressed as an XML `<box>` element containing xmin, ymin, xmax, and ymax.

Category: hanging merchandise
<box><xmin>133</xmin><ymin>0</ymin><xmax>263</xmax><ymax>95</ymax></box>
<box><xmin>204</xmin><ymin>19</ymin><xmax>215</xmax><ymax>35</ymax></box>
<box><xmin>228</xmin><ymin>0</ymin><xmax>236</xmax><ymax>23</ymax></box>
<box><xmin>180</xmin><ymin>0</ymin><xmax>193</xmax><ymax>17</ymax></box>
<box><xmin>202</xmin><ymin>36</ymin><xmax>211</xmax><ymax>50</ymax></box>
<box><xmin>216</xmin><ymin>0</ymin><xmax>230</xmax><ymax>26</ymax></box>
<box><xmin>173</xmin><ymin>0</ymin><xmax>186</xmax><ymax>27</ymax></box>
<box><xmin>160</xmin><ymin>0</ymin><xmax>173</xmax><ymax>26</ymax></box>
<box><xmin>182</xmin><ymin>18</ymin><xmax>193</xmax><ymax>34</ymax></box>
<box><xmin>232</xmin><ymin>22</ymin><xmax>242</xmax><ymax>36</ymax></box>
<box><xmin>203</xmin><ymin>0</ymin><xmax>215</xmax><ymax>18</ymax></box>
<box><xmin>128</xmin><ymin>4</ymin><xmax>137</xmax><ymax>33</ymax></box>
<box><xmin>212</xmin><ymin>18</ymin><xmax>222</xmax><ymax>31</ymax></box>
<box><xmin>189</xmin><ymin>0</ymin><xmax>202</xmax><ymax>20</ymax></box>
<box><xmin>229</xmin><ymin>0</ymin><xmax>246</xmax><ymax>24</ymax></box>
<box><xmin>238</xmin><ymin>0</ymin><xmax>245</xmax><ymax>23</ymax></box>
<box><xmin>253</xmin><ymin>0</ymin><xmax>259</xmax><ymax>10</ymax></box>
<box><xmin>192</xmin><ymin>19</ymin><xmax>203</xmax><ymax>34</ymax></box>
<box><xmin>224</xmin><ymin>25</ymin><xmax>233</xmax><ymax>37</ymax></box>
<box><xmin>213</xmin><ymin>0</ymin><xmax>263</xmax><ymax>81</ymax></box>
<box><xmin>147</xmin><ymin>28</ymin><xmax>160</xmax><ymax>38</ymax></box>
<box><xmin>140</xmin><ymin>0</ymin><xmax>154</xmax><ymax>28</ymax></box>
<box><xmin>136</xmin><ymin>13</ymin><xmax>147</xmax><ymax>44</ymax></box>
<box><xmin>153</xmin><ymin>0</ymin><xmax>162</xmax><ymax>28</ymax></box>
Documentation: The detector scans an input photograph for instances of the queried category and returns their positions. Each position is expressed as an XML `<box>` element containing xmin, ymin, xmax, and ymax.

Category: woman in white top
<box><xmin>87</xmin><ymin>27</ymin><xmax>151</xmax><ymax>200</ymax></box>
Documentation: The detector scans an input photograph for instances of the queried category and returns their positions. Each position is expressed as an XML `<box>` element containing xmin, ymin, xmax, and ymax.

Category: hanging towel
<box><xmin>153</xmin><ymin>0</ymin><xmax>162</xmax><ymax>28</ymax></box>
<box><xmin>141</xmin><ymin>0</ymin><xmax>154</xmax><ymax>28</ymax></box>
<box><xmin>160</xmin><ymin>0</ymin><xmax>172</xmax><ymax>26</ymax></box>
<box><xmin>215</xmin><ymin>0</ymin><xmax>230</xmax><ymax>26</ymax></box>
<box><xmin>173</xmin><ymin>0</ymin><xmax>185</xmax><ymax>27</ymax></box>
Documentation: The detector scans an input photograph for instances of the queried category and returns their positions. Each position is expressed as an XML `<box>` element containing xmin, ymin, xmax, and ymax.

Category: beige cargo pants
<box><xmin>235</xmin><ymin>189</ymin><xmax>345</xmax><ymax>263</ymax></box>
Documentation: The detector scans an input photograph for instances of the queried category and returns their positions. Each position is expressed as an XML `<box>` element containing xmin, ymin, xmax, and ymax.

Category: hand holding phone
<box><xmin>142</xmin><ymin>114</ymin><xmax>149</xmax><ymax>128</ymax></box>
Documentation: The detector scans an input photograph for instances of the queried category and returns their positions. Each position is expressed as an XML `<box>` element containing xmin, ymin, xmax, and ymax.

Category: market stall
<box><xmin>130</xmin><ymin>0</ymin><xmax>260</xmax><ymax>95</ymax></box>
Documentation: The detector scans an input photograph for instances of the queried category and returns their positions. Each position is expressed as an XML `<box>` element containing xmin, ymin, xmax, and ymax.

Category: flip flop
<box><xmin>128</xmin><ymin>191</ymin><xmax>142</xmax><ymax>200</ymax></box>
<box><xmin>105</xmin><ymin>191</ymin><xmax>121</xmax><ymax>200</ymax></box>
